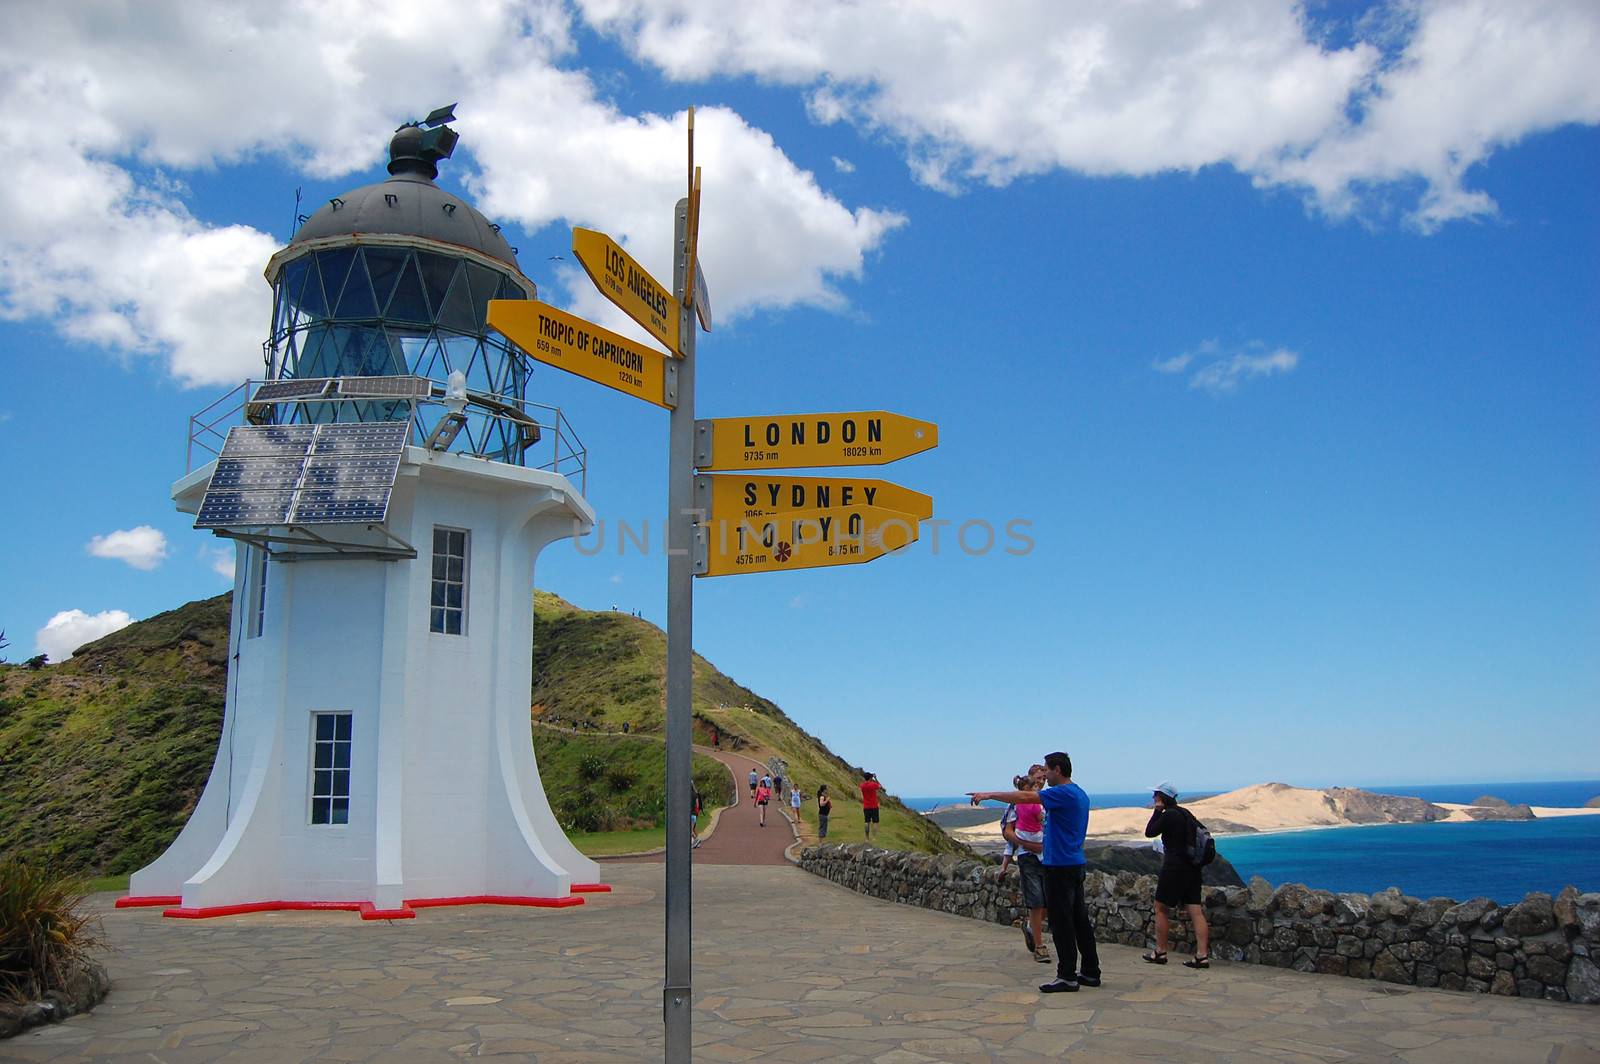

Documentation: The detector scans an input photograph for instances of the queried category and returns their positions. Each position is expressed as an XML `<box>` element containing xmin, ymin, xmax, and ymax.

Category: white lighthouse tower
<box><xmin>121</xmin><ymin>108</ymin><xmax>604</xmax><ymax>919</ymax></box>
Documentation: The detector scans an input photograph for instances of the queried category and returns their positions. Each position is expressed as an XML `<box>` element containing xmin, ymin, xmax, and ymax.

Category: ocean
<box><xmin>905</xmin><ymin>780</ymin><xmax>1600</xmax><ymax>904</ymax></box>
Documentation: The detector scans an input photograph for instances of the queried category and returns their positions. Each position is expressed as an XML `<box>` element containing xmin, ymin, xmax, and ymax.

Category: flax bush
<box><xmin>0</xmin><ymin>859</ymin><xmax>103</xmax><ymax>1002</ymax></box>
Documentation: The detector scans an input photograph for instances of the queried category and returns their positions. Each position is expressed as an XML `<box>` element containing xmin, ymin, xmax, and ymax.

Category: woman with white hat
<box><xmin>1142</xmin><ymin>782</ymin><xmax>1210</xmax><ymax>969</ymax></box>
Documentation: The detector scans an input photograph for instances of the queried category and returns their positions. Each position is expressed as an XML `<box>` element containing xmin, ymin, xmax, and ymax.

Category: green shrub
<box><xmin>576</xmin><ymin>754</ymin><xmax>607</xmax><ymax>783</ymax></box>
<box><xmin>0</xmin><ymin>859</ymin><xmax>103</xmax><ymax>1002</ymax></box>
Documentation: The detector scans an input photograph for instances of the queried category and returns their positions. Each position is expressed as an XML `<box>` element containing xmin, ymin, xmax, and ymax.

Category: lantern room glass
<box><xmin>266</xmin><ymin>245</ymin><xmax>532</xmax><ymax>463</ymax></box>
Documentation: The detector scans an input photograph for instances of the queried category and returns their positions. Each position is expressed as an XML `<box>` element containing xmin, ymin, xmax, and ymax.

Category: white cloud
<box><xmin>579</xmin><ymin>0</ymin><xmax>1600</xmax><ymax>226</ymax></box>
<box><xmin>0</xmin><ymin>1</ymin><xmax>902</xmax><ymax>384</ymax></box>
<box><xmin>86</xmin><ymin>525</ymin><xmax>169</xmax><ymax>570</ymax></box>
<box><xmin>35</xmin><ymin>609</ymin><xmax>133</xmax><ymax>662</ymax></box>
<box><xmin>202</xmin><ymin>544</ymin><xmax>236</xmax><ymax>581</ymax></box>
<box><xmin>1185</xmin><ymin>346</ymin><xmax>1301</xmax><ymax>396</ymax></box>
<box><xmin>831</xmin><ymin>156</ymin><xmax>855</xmax><ymax>174</ymax></box>
<box><xmin>1151</xmin><ymin>353</ymin><xmax>1195</xmax><ymax>374</ymax></box>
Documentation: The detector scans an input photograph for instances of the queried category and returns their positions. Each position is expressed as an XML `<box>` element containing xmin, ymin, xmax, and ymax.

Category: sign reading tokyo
<box><xmin>699</xmin><ymin>474</ymin><xmax>932</xmax><ymax>523</ymax></box>
<box><xmin>487</xmin><ymin>300</ymin><xmax>674</xmax><ymax>409</ymax></box>
<box><xmin>571</xmin><ymin>228</ymin><xmax>679</xmax><ymax>356</ymax></box>
<box><xmin>699</xmin><ymin>505</ymin><xmax>920</xmax><ymax>577</ymax></box>
<box><xmin>695</xmin><ymin>412</ymin><xmax>938</xmax><ymax>471</ymax></box>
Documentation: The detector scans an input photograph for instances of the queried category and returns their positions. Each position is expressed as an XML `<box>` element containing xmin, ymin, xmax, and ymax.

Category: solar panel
<box><xmin>209</xmin><ymin>456</ymin><xmax>307</xmax><ymax>490</ymax></box>
<box><xmin>252</xmin><ymin>378</ymin><xmax>333</xmax><ymax>402</ymax></box>
<box><xmin>196</xmin><ymin>490</ymin><xmax>296</xmax><ymax>528</ymax></box>
<box><xmin>301</xmin><ymin>454</ymin><xmax>402</xmax><ymax>488</ymax></box>
<box><xmin>220</xmin><ymin>424</ymin><xmax>316</xmax><ymax>458</ymax></box>
<box><xmin>311</xmin><ymin>422</ymin><xmax>411</xmax><ymax>454</ymax></box>
<box><xmin>290</xmin><ymin>487</ymin><xmax>392</xmax><ymax>524</ymax></box>
<box><xmin>197</xmin><ymin>421</ymin><xmax>408</xmax><ymax>530</ymax></box>
<box><xmin>332</xmin><ymin>375</ymin><xmax>433</xmax><ymax>399</ymax></box>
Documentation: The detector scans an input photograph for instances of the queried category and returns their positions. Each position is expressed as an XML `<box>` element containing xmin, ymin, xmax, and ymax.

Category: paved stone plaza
<box><xmin>6</xmin><ymin>864</ymin><xmax>1600</xmax><ymax>1063</ymax></box>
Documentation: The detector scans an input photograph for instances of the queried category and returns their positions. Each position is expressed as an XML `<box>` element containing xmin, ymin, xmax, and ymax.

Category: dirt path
<box><xmin>618</xmin><ymin>745</ymin><xmax>796</xmax><ymax>867</ymax></box>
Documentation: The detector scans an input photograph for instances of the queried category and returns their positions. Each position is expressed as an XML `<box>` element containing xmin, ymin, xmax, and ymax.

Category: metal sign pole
<box><xmin>663</xmin><ymin>195</ymin><xmax>696</xmax><ymax>1062</ymax></box>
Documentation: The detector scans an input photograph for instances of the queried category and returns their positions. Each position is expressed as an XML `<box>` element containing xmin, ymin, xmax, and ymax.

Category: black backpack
<box><xmin>1186</xmin><ymin>810</ymin><xmax>1217</xmax><ymax>867</ymax></box>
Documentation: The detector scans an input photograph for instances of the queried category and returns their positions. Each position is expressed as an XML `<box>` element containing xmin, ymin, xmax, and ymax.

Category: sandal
<box><xmin>1141</xmin><ymin>951</ymin><xmax>1167</xmax><ymax>964</ymax></box>
<box><xmin>1034</xmin><ymin>947</ymin><xmax>1052</xmax><ymax>963</ymax></box>
<box><xmin>1183</xmin><ymin>955</ymin><xmax>1210</xmax><ymax>969</ymax></box>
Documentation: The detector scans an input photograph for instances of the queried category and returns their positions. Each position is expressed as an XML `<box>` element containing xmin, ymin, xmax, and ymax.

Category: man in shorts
<box><xmin>859</xmin><ymin>772</ymin><xmax>883</xmax><ymax>841</ymax></box>
<box><xmin>1142</xmin><ymin>782</ymin><xmax>1210</xmax><ymax>968</ymax></box>
<box><xmin>748</xmin><ymin>768</ymin><xmax>758</xmax><ymax>798</ymax></box>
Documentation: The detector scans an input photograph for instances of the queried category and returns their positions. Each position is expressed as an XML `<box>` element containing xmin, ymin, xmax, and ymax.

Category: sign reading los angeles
<box><xmin>698</xmin><ymin>474</ymin><xmax>933</xmax><ymax>523</ymax></box>
<box><xmin>695</xmin><ymin>411</ymin><xmax>937</xmax><ymax>471</ymax></box>
<box><xmin>487</xmin><ymin>300</ymin><xmax>674</xmax><ymax>409</ymax></box>
<box><xmin>699</xmin><ymin>504</ymin><xmax>920</xmax><ymax>577</ymax></box>
<box><xmin>571</xmin><ymin>228</ymin><xmax>679</xmax><ymax>356</ymax></box>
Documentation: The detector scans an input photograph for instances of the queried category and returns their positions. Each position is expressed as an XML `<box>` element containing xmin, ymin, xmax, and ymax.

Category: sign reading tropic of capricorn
<box><xmin>486</xmin><ymin>299</ymin><xmax>677</xmax><ymax>409</ymax></box>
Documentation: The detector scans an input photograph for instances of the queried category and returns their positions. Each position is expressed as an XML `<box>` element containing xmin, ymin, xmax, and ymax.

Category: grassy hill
<box><xmin>0</xmin><ymin>591</ymin><xmax>961</xmax><ymax>875</ymax></box>
<box><xmin>532</xmin><ymin>592</ymin><xmax>963</xmax><ymax>855</ymax></box>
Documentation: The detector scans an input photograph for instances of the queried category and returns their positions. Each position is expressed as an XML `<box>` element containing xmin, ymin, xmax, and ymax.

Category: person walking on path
<box><xmin>817</xmin><ymin>785</ymin><xmax>832</xmax><ymax>838</ymax></box>
<box><xmin>754</xmin><ymin>781</ymin><xmax>772</xmax><ymax>827</ymax></box>
<box><xmin>969</xmin><ymin>751</ymin><xmax>1102</xmax><ymax>994</ymax></box>
<box><xmin>789</xmin><ymin>782</ymin><xmax>804</xmax><ymax>831</ymax></box>
<box><xmin>690</xmin><ymin>785</ymin><xmax>704</xmax><ymax>849</ymax></box>
<box><xmin>859</xmin><ymin>772</ymin><xmax>884</xmax><ymax>842</ymax></box>
<box><xmin>1142</xmin><ymin>782</ymin><xmax>1210</xmax><ymax>968</ymax></box>
<box><xmin>748</xmin><ymin>768</ymin><xmax>758</xmax><ymax>798</ymax></box>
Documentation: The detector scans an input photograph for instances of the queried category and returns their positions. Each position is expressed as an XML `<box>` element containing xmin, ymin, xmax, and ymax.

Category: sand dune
<box><xmin>946</xmin><ymin>783</ymin><xmax>1600</xmax><ymax>846</ymax></box>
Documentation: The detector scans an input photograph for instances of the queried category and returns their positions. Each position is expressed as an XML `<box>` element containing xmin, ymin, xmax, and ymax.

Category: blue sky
<box><xmin>2</xmin><ymin>1</ymin><xmax>1596</xmax><ymax>794</ymax></box>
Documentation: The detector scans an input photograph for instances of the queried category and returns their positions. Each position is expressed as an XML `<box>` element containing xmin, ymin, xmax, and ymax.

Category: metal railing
<box><xmin>186</xmin><ymin>378</ymin><xmax>587</xmax><ymax>495</ymax></box>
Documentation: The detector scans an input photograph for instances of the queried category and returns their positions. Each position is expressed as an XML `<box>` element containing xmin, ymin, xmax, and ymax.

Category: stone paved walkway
<box><xmin>7</xmin><ymin>865</ymin><xmax>1600</xmax><ymax>1062</ymax></box>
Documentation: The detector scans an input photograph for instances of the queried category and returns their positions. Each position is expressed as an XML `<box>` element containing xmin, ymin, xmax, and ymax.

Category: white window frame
<box><xmin>429</xmin><ymin>526</ymin><xmax>470</xmax><ymax>636</ymax></box>
<box><xmin>308</xmin><ymin>711</ymin><xmax>352</xmax><ymax>826</ymax></box>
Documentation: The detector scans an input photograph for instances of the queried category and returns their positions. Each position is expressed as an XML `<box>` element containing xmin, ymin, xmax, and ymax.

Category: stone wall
<box><xmin>798</xmin><ymin>844</ymin><xmax>1600</xmax><ymax>1004</ymax></box>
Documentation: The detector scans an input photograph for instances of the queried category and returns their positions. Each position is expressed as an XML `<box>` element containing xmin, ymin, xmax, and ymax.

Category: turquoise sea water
<box><xmin>906</xmin><ymin>781</ymin><xmax>1600</xmax><ymax>903</ymax></box>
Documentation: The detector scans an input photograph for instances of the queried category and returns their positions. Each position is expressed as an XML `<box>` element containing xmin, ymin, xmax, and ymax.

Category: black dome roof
<box><xmin>289</xmin><ymin>121</ymin><xmax>518</xmax><ymax>268</ymax></box>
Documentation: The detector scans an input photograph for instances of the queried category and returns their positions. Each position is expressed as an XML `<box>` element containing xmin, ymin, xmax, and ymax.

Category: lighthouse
<box><xmin>122</xmin><ymin>108</ymin><xmax>603</xmax><ymax>918</ymax></box>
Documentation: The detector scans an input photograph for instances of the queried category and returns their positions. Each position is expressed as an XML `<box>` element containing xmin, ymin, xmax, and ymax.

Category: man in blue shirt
<box><xmin>969</xmin><ymin>751</ymin><xmax>1102</xmax><ymax>993</ymax></box>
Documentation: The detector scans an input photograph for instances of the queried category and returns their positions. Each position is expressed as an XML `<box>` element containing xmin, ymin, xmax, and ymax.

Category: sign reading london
<box><xmin>487</xmin><ymin>300</ymin><xmax>675</xmax><ymax>409</ymax></box>
<box><xmin>699</xmin><ymin>504</ymin><xmax>920</xmax><ymax>577</ymax></box>
<box><xmin>695</xmin><ymin>411</ymin><xmax>938</xmax><ymax>471</ymax></box>
<box><xmin>699</xmin><ymin>474</ymin><xmax>933</xmax><ymax>523</ymax></box>
<box><xmin>572</xmin><ymin>228</ymin><xmax>679</xmax><ymax>356</ymax></box>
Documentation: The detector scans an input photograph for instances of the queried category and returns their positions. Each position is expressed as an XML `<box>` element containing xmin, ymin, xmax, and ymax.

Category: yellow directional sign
<box><xmin>698</xmin><ymin>505</ymin><xmax>920</xmax><ymax>578</ymax></box>
<box><xmin>699</xmin><ymin>474</ymin><xmax>932</xmax><ymax>523</ymax></box>
<box><xmin>571</xmin><ymin>228</ymin><xmax>679</xmax><ymax>356</ymax></box>
<box><xmin>488</xmin><ymin>300</ymin><xmax>675</xmax><ymax>409</ymax></box>
<box><xmin>695</xmin><ymin>412</ymin><xmax>937</xmax><ymax>471</ymax></box>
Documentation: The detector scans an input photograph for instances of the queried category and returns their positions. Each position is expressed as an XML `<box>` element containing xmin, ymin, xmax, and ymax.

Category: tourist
<box><xmin>755</xmin><ymin>780</ymin><xmax>771</xmax><ymax>826</ymax></box>
<box><xmin>969</xmin><ymin>751</ymin><xmax>1102</xmax><ymax>993</ymax></box>
<box><xmin>789</xmin><ymin>781</ymin><xmax>804</xmax><ymax>830</ymax></box>
<box><xmin>817</xmin><ymin>785</ymin><xmax>832</xmax><ymax>838</ymax></box>
<box><xmin>860</xmin><ymin>771</ymin><xmax>884</xmax><ymax>842</ymax></box>
<box><xmin>748</xmin><ymin>768</ymin><xmax>758</xmax><ymax>797</ymax></box>
<box><xmin>773</xmin><ymin>771</ymin><xmax>785</xmax><ymax>801</ymax></box>
<box><xmin>1012</xmin><ymin>774</ymin><xmax>1050</xmax><ymax>965</ymax></box>
<box><xmin>690</xmin><ymin>785</ymin><xmax>704</xmax><ymax>849</ymax></box>
<box><xmin>1143</xmin><ymin>782</ymin><xmax>1210</xmax><ymax>969</ymax></box>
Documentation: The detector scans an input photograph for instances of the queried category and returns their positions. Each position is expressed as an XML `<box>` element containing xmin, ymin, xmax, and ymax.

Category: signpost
<box><xmin>487</xmin><ymin>300</ymin><xmax>677</xmax><ymax>409</ymax></box>
<box><xmin>697</xmin><ymin>473</ymin><xmax>933</xmax><ymax>523</ymax></box>
<box><xmin>697</xmin><ymin>504</ymin><xmax>920</xmax><ymax>577</ymax></box>
<box><xmin>694</xmin><ymin>411</ymin><xmax>938</xmax><ymax>471</ymax></box>
<box><xmin>572</xmin><ymin>227</ymin><xmax>681</xmax><ymax>356</ymax></box>
<box><xmin>488</xmin><ymin>107</ymin><xmax>937</xmax><ymax>1063</ymax></box>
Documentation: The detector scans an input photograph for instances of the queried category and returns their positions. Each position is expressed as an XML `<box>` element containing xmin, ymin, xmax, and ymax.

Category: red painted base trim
<box><xmin>115</xmin><ymin>895</ymin><xmax>182</xmax><ymax>908</ymax></box>
<box><xmin>159</xmin><ymin>894</ymin><xmax>586</xmax><ymax>920</ymax></box>
<box><xmin>570</xmin><ymin>883</ymin><xmax>612</xmax><ymax>893</ymax></box>
<box><xmin>406</xmin><ymin>894</ymin><xmax>584</xmax><ymax>910</ymax></box>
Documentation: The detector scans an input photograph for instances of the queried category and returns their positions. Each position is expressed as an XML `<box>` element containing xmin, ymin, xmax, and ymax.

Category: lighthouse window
<box><xmin>247</xmin><ymin>548</ymin><xmax>268</xmax><ymax>639</ymax></box>
<box><xmin>309</xmin><ymin>712</ymin><xmax>352</xmax><ymax>826</ymax></box>
<box><xmin>430</xmin><ymin>527</ymin><xmax>469</xmax><ymax>635</ymax></box>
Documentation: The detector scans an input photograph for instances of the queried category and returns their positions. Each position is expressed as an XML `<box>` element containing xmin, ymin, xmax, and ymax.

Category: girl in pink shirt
<box><xmin>754</xmin><ymin>783</ymin><xmax>771</xmax><ymax>826</ymax></box>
